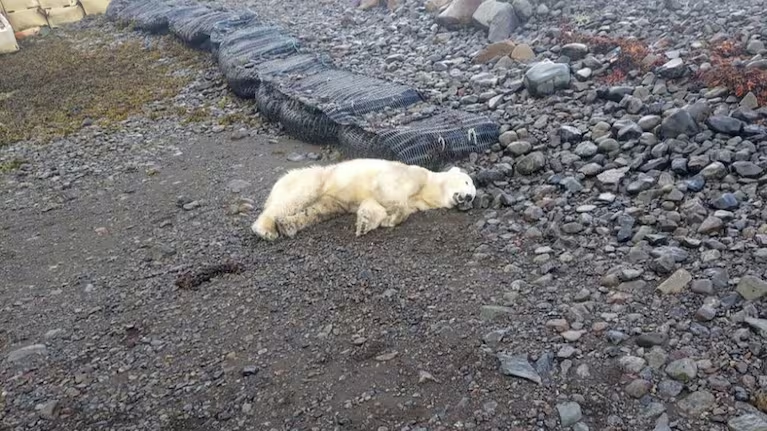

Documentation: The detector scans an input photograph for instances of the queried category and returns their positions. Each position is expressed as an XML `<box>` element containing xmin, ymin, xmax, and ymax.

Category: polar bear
<box><xmin>251</xmin><ymin>158</ymin><xmax>476</xmax><ymax>241</ymax></box>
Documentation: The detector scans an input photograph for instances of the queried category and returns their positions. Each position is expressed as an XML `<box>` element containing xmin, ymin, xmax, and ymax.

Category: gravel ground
<box><xmin>3</xmin><ymin>0</ymin><xmax>767</xmax><ymax>430</ymax></box>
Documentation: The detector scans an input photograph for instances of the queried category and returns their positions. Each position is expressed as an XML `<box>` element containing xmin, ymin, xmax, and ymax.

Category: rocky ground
<box><xmin>3</xmin><ymin>0</ymin><xmax>767</xmax><ymax>430</ymax></box>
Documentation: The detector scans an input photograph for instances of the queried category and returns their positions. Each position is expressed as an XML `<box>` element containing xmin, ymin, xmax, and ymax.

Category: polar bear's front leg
<box><xmin>355</xmin><ymin>199</ymin><xmax>388</xmax><ymax>237</ymax></box>
<box><xmin>276</xmin><ymin>196</ymin><xmax>346</xmax><ymax>238</ymax></box>
<box><xmin>380</xmin><ymin>204</ymin><xmax>415</xmax><ymax>228</ymax></box>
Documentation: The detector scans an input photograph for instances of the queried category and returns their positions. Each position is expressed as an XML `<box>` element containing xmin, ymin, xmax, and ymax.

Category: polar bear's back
<box><xmin>322</xmin><ymin>158</ymin><xmax>426</xmax><ymax>204</ymax></box>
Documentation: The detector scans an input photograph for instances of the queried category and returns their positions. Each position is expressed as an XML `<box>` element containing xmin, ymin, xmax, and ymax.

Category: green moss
<box><xmin>0</xmin><ymin>30</ymin><xmax>203</xmax><ymax>146</ymax></box>
<box><xmin>0</xmin><ymin>158</ymin><xmax>26</xmax><ymax>173</ymax></box>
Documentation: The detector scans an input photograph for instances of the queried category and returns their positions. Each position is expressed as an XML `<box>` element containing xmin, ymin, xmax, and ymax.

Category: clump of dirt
<box><xmin>174</xmin><ymin>261</ymin><xmax>246</xmax><ymax>290</ymax></box>
<box><xmin>0</xmin><ymin>29</ymin><xmax>204</xmax><ymax>145</ymax></box>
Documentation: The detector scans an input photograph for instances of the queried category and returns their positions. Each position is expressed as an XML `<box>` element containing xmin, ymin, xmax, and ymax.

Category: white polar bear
<box><xmin>251</xmin><ymin>158</ymin><xmax>476</xmax><ymax>241</ymax></box>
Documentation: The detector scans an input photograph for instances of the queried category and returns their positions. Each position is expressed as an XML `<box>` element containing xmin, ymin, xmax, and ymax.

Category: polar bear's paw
<box><xmin>275</xmin><ymin>217</ymin><xmax>299</xmax><ymax>238</ymax></box>
<box><xmin>355</xmin><ymin>200</ymin><xmax>388</xmax><ymax>237</ymax></box>
<box><xmin>251</xmin><ymin>217</ymin><xmax>279</xmax><ymax>242</ymax></box>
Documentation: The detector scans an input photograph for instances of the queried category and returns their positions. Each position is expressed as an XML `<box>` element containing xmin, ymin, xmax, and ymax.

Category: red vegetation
<box><xmin>558</xmin><ymin>26</ymin><xmax>663</xmax><ymax>84</ymax></box>
<box><xmin>695</xmin><ymin>39</ymin><xmax>767</xmax><ymax>105</ymax></box>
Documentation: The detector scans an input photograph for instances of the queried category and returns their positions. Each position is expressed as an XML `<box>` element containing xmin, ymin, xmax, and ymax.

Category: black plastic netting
<box><xmin>209</xmin><ymin>11</ymin><xmax>259</xmax><ymax>57</ymax></box>
<box><xmin>169</xmin><ymin>7</ymin><xmax>239</xmax><ymax>48</ymax></box>
<box><xmin>215</xmin><ymin>28</ymin><xmax>301</xmax><ymax>98</ymax></box>
<box><xmin>104</xmin><ymin>0</ymin><xmax>501</xmax><ymax>168</ymax></box>
<box><xmin>338</xmin><ymin>110</ymin><xmax>499</xmax><ymax>169</ymax></box>
<box><xmin>257</xmin><ymin>68</ymin><xmax>425</xmax><ymax>145</ymax></box>
<box><xmin>227</xmin><ymin>53</ymin><xmax>330</xmax><ymax>99</ymax></box>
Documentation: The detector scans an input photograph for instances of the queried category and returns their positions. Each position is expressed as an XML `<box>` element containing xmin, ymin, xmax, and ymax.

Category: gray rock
<box><xmin>561</xmin><ymin>43</ymin><xmax>589</xmax><ymax>61</ymax></box>
<box><xmin>619</xmin><ymin>356</ymin><xmax>647</xmax><ymax>373</ymax></box>
<box><xmin>524</xmin><ymin>61</ymin><xmax>571</xmax><ymax>97</ymax></box>
<box><xmin>7</xmin><ymin>344</ymin><xmax>48</xmax><ymax>362</ymax></box>
<box><xmin>560</xmin><ymin>125</ymin><xmax>583</xmax><ymax>143</ymax></box>
<box><xmin>511</xmin><ymin>0</ymin><xmax>533</xmax><ymax>20</ymax></box>
<box><xmin>701</xmin><ymin>161</ymin><xmax>727</xmax><ymax>179</ymax></box>
<box><xmin>710</xmin><ymin>193</ymin><xmax>739</xmax><ymax>210</ymax></box>
<box><xmin>507</xmin><ymin>141</ymin><xmax>531</xmax><ymax>156</ymax></box>
<box><xmin>488</xmin><ymin>4</ymin><xmax>520</xmax><ymax>42</ymax></box>
<box><xmin>747</xmin><ymin>40</ymin><xmax>766</xmax><ymax>55</ymax></box>
<box><xmin>737</xmin><ymin>276</ymin><xmax>767</xmax><ymax>301</ymax></box>
<box><xmin>676</xmin><ymin>390</ymin><xmax>715</xmax><ymax>416</ymax></box>
<box><xmin>745</xmin><ymin>318</ymin><xmax>767</xmax><ymax>338</ymax></box>
<box><xmin>665</xmin><ymin>358</ymin><xmax>697</xmax><ymax>382</ymax></box>
<box><xmin>658</xmin><ymin>379</ymin><xmax>684</xmax><ymax>398</ymax></box>
<box><xmin>227</xmin><ymin>179</ymin><xmax>251</xmax><ymax>194</ymax></box>
<box><xmin>497</xmin><ymin>353</ymin><xmax>542</xmax><ymax>384</ymax></box>
<box><xmin>728</xmin><ymin>414</ymin><xmax>767</xmax><ymax>431</ymax></box>
<box><xmin>472</xmin><ymin>0</ymin><xmax>507</xmax><ymax>28</ymax></box>
<box><xmin>557</xmin><ymin>401</ymin><xmax>583</xmax><ymax>427</ymax></box>
<box><xmin>698</xmin><ymin>216</ymin><xmax>724</xmax><ymax>234</ymax></box>
<box><xmin>660</xmin><ymin>109</ymin><xmax>700</xmax><ymax>138</ymax></box>
<box><xmin>597</xmin><ymin>167</ymin><xmax>629</xmax><ymax>188</ymax></box>
<box><xmin>657</xmin><ymin>269</ymin><xmax>692</xmax><ymax>294</ymax></box>
<box><xmin>573</xmin><ymin>141</ymin><xmax>597</xmax><ymax>157</ymax></box>
<box><xmin>657</xmin><ymin>58</ymin><xmax>686</xmax><ymax>78</ymax></box>
<box><xmin>732</xmin><ymin>161</ymin><xmax>763</xmax><ymax>178</ymax></box>
<box><xmin>515</xmin><ymin>151</ymin><xmax>546</xmax><ymax>175</ymax></box>
<box><xmin>480</xmin><ymin>305</ymin><xmax>514</xmax><ymax>321</ymax></box>
<box><xmin>437</xmin><ymin>0</ymin><xmax>485</xmax><ymax>27</ymax></box>
<box><xmin>625</xmin><ymin>379</ymin><xmax>652</xmax><ymax>398</ymax></box>
<box><xmin>706</xmin><ymin>115</ymin><xmax>745</xmax><ymax>135</ymax></box>
<box><xmin>638</xmin><ymin>115</ymin><xmax>662</xmax><ymax>131</ymax></box>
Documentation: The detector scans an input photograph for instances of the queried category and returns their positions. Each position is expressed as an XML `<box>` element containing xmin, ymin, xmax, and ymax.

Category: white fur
<box><xmin>251</xmin><ymin>158</ymin><xmax>476</xmax><ymax>240</ymax></box>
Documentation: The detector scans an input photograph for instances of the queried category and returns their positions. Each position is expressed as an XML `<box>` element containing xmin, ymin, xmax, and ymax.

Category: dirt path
<box><xmin>4</xmin><ymin>132</ymin><xmax>592</xmax><ymax>431</ymax></box>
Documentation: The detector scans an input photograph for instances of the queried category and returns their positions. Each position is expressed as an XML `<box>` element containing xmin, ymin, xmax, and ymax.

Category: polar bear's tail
<box><xmin>251</xmin><ymin>166</ymin><xmax>326</xmax><ymax>241</ymax></box>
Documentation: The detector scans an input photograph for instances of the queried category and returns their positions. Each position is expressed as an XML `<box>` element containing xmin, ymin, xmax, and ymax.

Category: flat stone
<box><xmin>511</xmin><ymin>43</ymin><xmax>535</xmax><ymax>61</ymax></box>
<box><xmin>676</xmin><ymin>390</ymin><xmax>715</xmax><ymax>416</ymax></box>
<box><xmin>480</xmin><ymin>305</ymin><xmax>514</xmax><ymax>321</ymax></box>
<box><xmin>474</xmin><ymin>40</ymin><xmax>516</xmax><ymax>64</ymax></box>
<box><xmin>524</xmin><ymin>60</ymin><xmax>571</xmax><ymax>97</ymax></box>
<box><xmin>657</xmin><ymin>269</ymin><xmax>692</xmax><ymax>294</ymax></box>
<box><xmin>665</xmin><ymin>357</ymin><xmax>697</xmax><ymax>382</ymax></box>
<box><xmin>737</xmin><ymin>276</ymin><xmax>767</xmax><ymax>301</ymax></box>
<box><xmin>7</xmin><ymin>344</ymin><xmax>48</xmax><ymax>362</ymax></box>
<box><xmin>557</xmin><ymin>401</ymin><xmax>583</xmax><ymax>427</ymax></box>
<box><xmin>728</xmin><ymin>414</ymin><xmax>767</xmax><ymax>431</ymax></box>
<box><xmin>497</xmin><ymin>353</ymin><xmax>542</xmax><ymax>384</ymax></box>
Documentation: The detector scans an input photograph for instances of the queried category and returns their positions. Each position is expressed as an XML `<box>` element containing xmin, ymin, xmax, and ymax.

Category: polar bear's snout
<box><xmin>453</xmin><ymin>192</ymin><xmax>475</xmax><ymax>205</ymax></box>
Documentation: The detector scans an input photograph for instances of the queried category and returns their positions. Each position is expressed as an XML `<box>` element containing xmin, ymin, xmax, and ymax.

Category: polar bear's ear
<box><xmin>447</xmin><ymin>166</ymin><xmax>468</xmax><ymax>174</ymax></box>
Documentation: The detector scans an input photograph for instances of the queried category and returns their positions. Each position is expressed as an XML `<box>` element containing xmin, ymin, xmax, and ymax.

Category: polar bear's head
<box><xmin>439</xmin><ymin>166</ymin><xmax>476</xmax><ymax>209</ymax></box>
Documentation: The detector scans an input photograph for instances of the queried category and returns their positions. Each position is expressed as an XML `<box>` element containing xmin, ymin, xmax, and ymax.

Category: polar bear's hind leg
<box><xmin>355</xmin><ymin>199</ymin><xmax>388</xmax><ymax>237</ymax></box>
<box><xmin>251</xmin><ymin>166</ymin><xmax>325</xmax><ymax>241</ymax></box>
<box><xmin>276</xmin><ymin>196</ymin><xmax>346</xmax><ymax>238</ymax></box>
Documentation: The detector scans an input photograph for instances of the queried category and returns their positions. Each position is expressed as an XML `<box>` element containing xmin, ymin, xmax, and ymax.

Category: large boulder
<box><xmin>425</xmin><ymin>0</ymin><xmax>451</xmax><ymax>13</ymax></box>
<box><xmin>472</xmin><ymin>0</ymin><xmax>507</xmax><ymax>29</ymax></box>
<box><xmin>488</xmin><ymin>3</ymin><xmax>520</xmax><ymax>42</ymax></box>
<box><xmin>437</xmin><ymin>0</ymin><xmax>485</xmax><ymax>28</ymax></box>
<box><xmin>524</xmin><ymin>60</ymin><xmax>571</xmax><ymax>97</ymax></box>
<box><xmin>473</xmin><ymin>40</ymin><xmax>517</xmax><ymax>64</ymax></box>
<box><xmin>511</xmin><ymin>0</ymin><xmax>533</xmax><ymax>21</ymax></box>
<box><xmin>660</xmin><ymin>109</ymin><xmax>701</xmax><ymax>139</ymax></box>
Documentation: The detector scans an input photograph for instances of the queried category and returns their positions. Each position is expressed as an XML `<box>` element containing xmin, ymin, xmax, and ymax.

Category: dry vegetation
<box><xmin>559</xmin><ymin>24</ymin><xmax>664</xmax><ymax>84</ymax></box>
<box><xmin>0</xmin><ymin>29</ymin><xmax>203</xmax><ymax>145</ymax></box>
<box><xmin>696</xmin><ymin>39</ymin><xmax>767</xmax><ymax>105</ymax></box>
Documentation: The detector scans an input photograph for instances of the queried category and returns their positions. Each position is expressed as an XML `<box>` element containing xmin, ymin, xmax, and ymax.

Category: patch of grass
<box><xmin>0</xmin><ymin>30</ymin><xmax>204</xmax><ymax>146</ymax></box>
<box><xmin>0</xmin><ymin>157</ymin><xmax>26</xmax><ymax>173</ymax></box>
